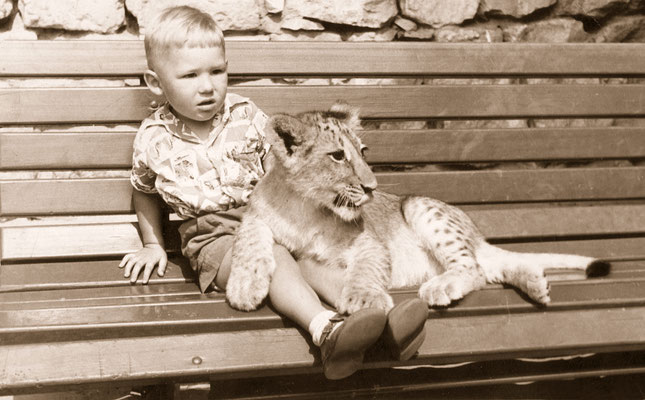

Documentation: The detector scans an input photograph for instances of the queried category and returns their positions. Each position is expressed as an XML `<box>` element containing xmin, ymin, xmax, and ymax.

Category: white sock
<box><xmin>308</xmin><ymin>310</ymin><xmax>343</xmax><ymax>347</ymax></box>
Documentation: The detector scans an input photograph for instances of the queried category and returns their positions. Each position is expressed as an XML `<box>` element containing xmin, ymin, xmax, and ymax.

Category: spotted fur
<box><xmin>226</xmin><ymin>104</ymin><xmax>610</xmax><ymax>313</ymax></box>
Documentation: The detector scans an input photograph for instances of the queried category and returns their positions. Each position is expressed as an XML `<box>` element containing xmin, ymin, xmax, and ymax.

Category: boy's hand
<box><xmin>119</xmin><ymin>244</ymin><xmax>168</xmax><ymax>284</ymax></box>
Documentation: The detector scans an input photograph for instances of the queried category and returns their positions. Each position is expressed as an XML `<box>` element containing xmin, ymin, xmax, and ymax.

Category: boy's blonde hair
<box><xmin>144</xmin><ymin>5</ymin><xmax>225</xmax><ymax>70</ymax></box>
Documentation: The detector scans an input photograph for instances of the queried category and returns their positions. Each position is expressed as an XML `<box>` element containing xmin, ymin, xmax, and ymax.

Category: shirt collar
<box><xmin>153</xmin><ymin>94</ymin><xmax>247</xmax><ymax>144</ymax></box>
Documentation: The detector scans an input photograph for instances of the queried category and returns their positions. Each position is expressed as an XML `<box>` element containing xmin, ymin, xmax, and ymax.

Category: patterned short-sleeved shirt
<box><xmin>130</xmin><ymin>93</ymin><xmax>270</xmax><ymax>219</ymax></box>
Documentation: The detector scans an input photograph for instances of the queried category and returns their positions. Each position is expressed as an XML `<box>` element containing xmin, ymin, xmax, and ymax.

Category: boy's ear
<box><xmin>268</xmin><ymin>114</ymin><xmax>306</xmax><ymax>157</ymax></box>
<box><xmin>143</xmin><ymin>69</ymin><xmax>164</xmax><ymax>97</ymax></box>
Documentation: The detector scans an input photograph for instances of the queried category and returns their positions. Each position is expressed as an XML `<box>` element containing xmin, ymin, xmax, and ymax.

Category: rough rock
<box><xmin>126</xmin><ymin>0</ymin><xmax>262</xmax><ymax>33</ymax></box>
<box><xmin>1</xmin><ymin>0</ymin><xmax>13</xmax><ymax>20</ymax></box>
<box><xmin>478</xmin><ymin>0</ymin><xmax>557</xmax><ymax>18</ymax></box>
<box><xmin>434</xmin><ymin>25</ymin><xmax>504</xmax><ymax>42</ymax></box>
<box><xmin>280</xmin><ymin>1</ymin><xmax>325</xmax><ymax>31</ymax></box>
<box><xmin>592</xmin><ymin>15</ymin><xmax>645</xmax><ymax>42</ymax></box>
<box><xmin>398</xmin><ymin>26</ymin><xmax>435</xmax><ymax>39</ymax></box>
<box><xmin>289</xmin><ymin>0</ymin><xmax>398</xmax><ymax>28</ymax></box>
<box><xmin>442</xmin><ymin>119</ymin><xmax>529</xmax><ymax>129</ymax></box>
<box><xmin>400</xmin><ymin>0</ymin><xmax>479</xmax><ymax>28</ymax></box>
<box><xmin>0</xmin><ymin>12</ymin><xmax>38</xmax><ymax>39</ymax></box>
<box><xmin>269</xmin><ymin>30</ymin><xmax>342</xmax><ymax>41</ymax></box>
<box><xmin>265</xmin><ymin>0</ymin><xmax>284</xmax><ymax>14</ymax></box>
<box><xmin>393</xmin><ymin>16</ymin><xmax>418</xmax><ymax>31</ymax></box>
<box><xmin>517</xmin><ymin>18</ymin><xmax>588</xmax><ymax>42</ymax></box>
<box><xmin>343</xmin><ymin>26</ymin><xmax>398</xmax><ymax>41</ymax></box>
<box><xmin>18</xmin><ymin>0</ymin><xmax>125</xmax><ymax>33</ymax></box>
<box><xmin>554</xmin><ymin>0</ymin><xmax>632</xmax><ymax>18</ymax></box>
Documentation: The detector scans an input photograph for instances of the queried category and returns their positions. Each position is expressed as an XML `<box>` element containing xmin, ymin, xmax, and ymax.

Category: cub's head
<box><xmin>266</xmin><ymin>103</ymin><xmax>377</xmax><ymax>222</ymax></box>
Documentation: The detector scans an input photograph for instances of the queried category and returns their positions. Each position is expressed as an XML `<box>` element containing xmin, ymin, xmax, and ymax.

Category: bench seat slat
<box><xmin>500</xmin><ymin>237</ymin><xmax>645</xmax><ymax>260</ymax></box>
<box><xmin>2</xmin><ymin>278</ymin><xmax>643</xmax><ymax>320</ymax></box>
<box><xmin>2</xmin><ymin>168</ymin><xmax>643</xmax><ymax>215</ymax></box>
<box><xmin>3</xmin><ymin>85</ymin><xmax>645</xmax><ymax>124</ymax></box>
<box><xmin>3</xmin><ymin>127</ymin><xmax>645</xmax><ymax>169</ymax></box>
<box><xmin>1</xmin><ymin>259</ymin><xmax>642</xmax><ymax>295</ymax></box>
<box><xmin>2</xmin><ymin>307</ymin><xmax>644</xmax><ymax>391</ymax></box>
<box><xmin>3</xmin><ymin>41</ymin><xmax>645</xmax><ymax>77</ymax></box>
<box><xmin>0</xmin><ymin>258</ymin><xmax>193</xmax><ymax>293</ymax></box>
<box><xmin>3</xmin><ymin>205</ymin><xmax>645</xmax><ymax>261</ymax></box>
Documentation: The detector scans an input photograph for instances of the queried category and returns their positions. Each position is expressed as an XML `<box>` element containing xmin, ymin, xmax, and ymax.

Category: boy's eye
<box><xmin>182</xmin><ymin>73</ymin><xmax>196</xmax><ymax>79</ymax></box>
<box><xmin>329</xmin><ymin>150</ymin><xmax>345</xmax><ymax>163</ymax></box>
<box><xmin>211</xmin><ymin>69</ymin><xmax>224</xmax><ymax>75</ymax></box>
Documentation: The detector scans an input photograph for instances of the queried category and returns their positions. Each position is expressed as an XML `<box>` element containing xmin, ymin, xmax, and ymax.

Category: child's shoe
<box><xmin>381</xmin><ymin>298</ymin><xmax>428</xmax><ymax>360</ymax></box>
<box><xmin>319</xmin><ymin>308</ymin><xmax>387</xmax><ymax>380</ymax></box>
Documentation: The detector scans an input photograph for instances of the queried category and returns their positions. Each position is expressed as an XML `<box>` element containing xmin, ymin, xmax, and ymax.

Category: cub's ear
<box><xmin>330</xmin><ymin>102</ymin><xmax>361</xmax><ymax>131</ymax></box>
<box><xmin>268</xmin><ymin>114</ymin><xmax>306</xmax><ymax>157</ymax></box>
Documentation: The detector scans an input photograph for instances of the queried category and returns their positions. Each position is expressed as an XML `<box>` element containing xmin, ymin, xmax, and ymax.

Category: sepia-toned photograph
<box><xmin>1</xmin><ymin>0</ymin><xmax>644</xmax><ymax>399</ymax></box>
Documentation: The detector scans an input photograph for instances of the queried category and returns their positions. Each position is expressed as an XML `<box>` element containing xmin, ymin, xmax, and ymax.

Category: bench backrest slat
<box><xmin>3</xmin><ymin>127</ymin><xmax>644</xmax><ymax>170</ymax></box>
<box><xmin>3</xmin><ymin>42</ymin><xmax>645</xmax><ymax>77</ymax></box>
<box><xmin>2</xmin><ymin>205</ymin><xmax>644</xmax><ymax>262</ymax></box>
<box><xmin>2</xmin><ymin>167</ymin><xmax>644</xmax><ymax>216</ymax></box>
<box><xmin>3</xmin><ymin>84</ymin><xmax>645</xmax><ymax>124</ymax></box>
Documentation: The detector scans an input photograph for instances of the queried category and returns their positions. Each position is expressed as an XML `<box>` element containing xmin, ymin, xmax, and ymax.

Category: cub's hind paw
<box><xmin>338</xmin><ymin>287</ymin><xmax>394</xmax><ymax>314</ymax></box>
<box><xmin>522</xmin><ymin>272</ymin><xmax>551</xmax><ymax>305</ymax></box>
<box><xmin>419</xmin><ymin>270</ymin><xmax>485</xmax><ymax>307</ymax></box>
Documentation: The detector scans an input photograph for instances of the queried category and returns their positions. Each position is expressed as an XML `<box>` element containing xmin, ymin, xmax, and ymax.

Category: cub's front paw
<box><xmin>419</xmin><ymin>270</ymin><xmax>485</xmax><ymax>307</ymax></box>
<box><xmin>338</xmin><ymin>286</ymin><xmax>394</xmax><ymax>314</ymax></box>
<box><xmin>226</xmin><ymin>258</ymin><xmax>274</xmax><ymax>311</ymax></box>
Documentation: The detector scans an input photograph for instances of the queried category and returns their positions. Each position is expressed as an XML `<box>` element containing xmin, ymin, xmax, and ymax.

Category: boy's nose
<box><xmin>198</xmin><ymin>76</ymin><xmax>214</xmax><ymax>93</ymax></box>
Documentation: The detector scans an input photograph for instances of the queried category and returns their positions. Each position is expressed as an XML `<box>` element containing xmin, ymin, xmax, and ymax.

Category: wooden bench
<box><xmin>2</xmin><ymin>40</ymin><xmax>645</xmax><ymax>398</ymax></box>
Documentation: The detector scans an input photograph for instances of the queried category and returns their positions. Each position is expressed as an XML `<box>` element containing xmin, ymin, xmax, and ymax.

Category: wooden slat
<box><xmin>0</xmin><ymin>254</ymin><xmax>639</xmax><ymax>296</ymax></box>
<box><xmin>3</xmin><ymin>127</ymin><xmax>644</xmax><ymax>169</ymax></box>
<box><xmin>2</xmin><ymin>167</ymin><xmax>643</xmax><ymax>216</ymax></box>
<box><xmin>3</xmin><ymin>205</ymin><xmax>645</xmax><ymax>261</ymax></box>
<box><xmin>499</xmin><ymin>237</ymin><xmax>645</xmax><ymax>261</ymax></box>
<box><xmin>366</xmin><ymin>127</ymin><xmax>645</xmax><ymax>164</ymax></box>
<box><xmin>3</xmin><ymin>85</ymin><xmax>645</xmax><ymax>124</ymax></box>
<box><xmin>0</xmin><ymin>131</ymin><xmax>136</xmax><ymax>169</ymax></box>
<box><xmin>3</xmin><ymin>41</ymin><xmax>645</xmax><ymax>77</ymax></box>
<box><xmin>378</xmin><ymin>167</ymin><xmax>645</xmax><ymax>203</ymax></box>
<box><xmin>1</xmin><ymin>307</ymin><xmax>644</xmax><ymax>392</ymax></box>
<box><xmin>0</xmin><ymin>178</ymin><xmax>133</xmax><ymax>215</ymax></box>
<box><xmin>0</xmin><ymin>258</ymin><xmax>193</xmax><ymax>293</ymax></box>
<box><xmin>3</xmin><ymin>278</ymin><xmax>644</xmax><ymax>327</ymax></box>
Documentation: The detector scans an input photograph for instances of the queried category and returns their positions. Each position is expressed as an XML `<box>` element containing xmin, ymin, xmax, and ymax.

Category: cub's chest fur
<box><xmin>252</xmin><ymin>172</ymin><xmax>363</xmax><ymax>261</ymax></box>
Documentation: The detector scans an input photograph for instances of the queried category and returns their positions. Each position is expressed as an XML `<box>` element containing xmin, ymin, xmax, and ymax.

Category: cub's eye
<box><xmin>329</xmin><ymin>150</ymin><xmax>345</xmax><ymax>163</ymax></box>
<box><xmin>360</xmin><ymin>146</ymin><xmax>369</xmax><ymax>158</ymax></box>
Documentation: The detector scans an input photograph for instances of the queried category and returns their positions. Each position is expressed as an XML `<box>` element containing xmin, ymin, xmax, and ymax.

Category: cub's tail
<box><xmin>475</xmin><ymin>242</ymin><xmax>610</xmax><ymax>303</ymax></box>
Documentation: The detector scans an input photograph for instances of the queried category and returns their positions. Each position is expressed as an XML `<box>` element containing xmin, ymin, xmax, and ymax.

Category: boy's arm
<box><xmin>119</xmin><ymin>188</ymin><xmax>168</xmax><ymax>284</ymax></box>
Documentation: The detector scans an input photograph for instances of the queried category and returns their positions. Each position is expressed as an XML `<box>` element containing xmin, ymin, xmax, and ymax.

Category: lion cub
<box><xmin>226</xmin><ymin>104</ymin><xmax>609</xmax><ymax>314</ymax></box>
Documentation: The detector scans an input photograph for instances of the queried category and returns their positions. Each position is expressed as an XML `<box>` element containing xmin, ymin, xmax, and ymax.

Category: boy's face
<box><xmin>147</xmin><ymin>45</ymin><xmax>228</xmax><ymax>129</ymax></box>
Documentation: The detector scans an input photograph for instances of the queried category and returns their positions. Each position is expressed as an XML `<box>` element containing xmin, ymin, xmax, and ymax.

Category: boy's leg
<box><xmin>300</xmin><ymin>258</ymin><xmax>428</xmax><ymax>362</ymax></box>
<box><xmin>216</xmin><ymin>244</ymin><xmax>386</xmax><ymax>380</ymax></box>
<box><xmin>215</xmin><ymin>245</ymin><xmax>327</xmax><ymax>327</ymax></box>
<box><xmin>298</xmin><ymin>258</ymin><xmax>345</xmax><ymax>308</ymax></box>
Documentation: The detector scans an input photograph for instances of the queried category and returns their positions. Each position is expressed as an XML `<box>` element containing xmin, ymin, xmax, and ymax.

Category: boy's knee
<box><xmin>272</xmin><ymin>244</ymin><xmax>301</xmax><ymax>274</ymax></box>
<box><xmin>272</xmin><ymin>244</ymin><xmax>292</xmax><ymax>260</ymax></box>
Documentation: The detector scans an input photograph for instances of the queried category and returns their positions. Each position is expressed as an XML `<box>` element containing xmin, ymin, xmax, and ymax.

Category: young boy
<box><xmin>119</xmin><ymin>5</ymin><xmax>427</xmax><ymax>380</ymax></box>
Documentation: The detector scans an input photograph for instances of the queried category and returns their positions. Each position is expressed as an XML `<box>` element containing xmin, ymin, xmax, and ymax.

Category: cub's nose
<box><xmin>361</xmin><ymin>183</ymin><xmax>375</xmax><ymax>195</ymax></box>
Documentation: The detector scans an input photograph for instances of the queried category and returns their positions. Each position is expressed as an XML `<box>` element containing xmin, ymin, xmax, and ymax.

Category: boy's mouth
<box><xmin>198</xmin><ymin>99</ymin><xmax>215</xmax><ymax>106</ymax></box>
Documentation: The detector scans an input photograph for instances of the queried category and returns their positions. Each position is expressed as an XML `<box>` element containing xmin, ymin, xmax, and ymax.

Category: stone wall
<box><xmin>1</xmin><ymin>0</ymin><xmax>644</xmax><ymax>181</ymax></box>
<box><xmin>1</xmin><ymin>0</ymin><xmax>644</xmax><ymax>42</ymax></box>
